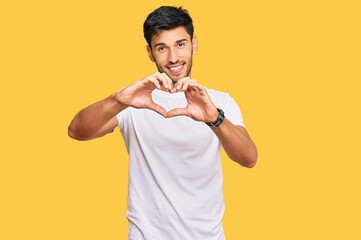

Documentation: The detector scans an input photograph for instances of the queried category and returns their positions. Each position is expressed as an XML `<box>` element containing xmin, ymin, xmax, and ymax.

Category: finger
<box><xmin>148</xmin><ymin>102</ymin><xmax>168</xmax><ymax>118</ymax></box>
<box><xmin>195</xmin><ymin>83</ymin><xmax>207</xmax><ymax>94</ymax></box>
<box><xmin>182</xmin><ymin>79</ymin><xmax>197</xmax><ymax>91</ymax></box>
<box><xmin>151</xmin><ymin>72</ymin><xmax>168</xmax><ymax>89</ymax></box>
<box><xmin>175</xmin><ymin>77</ymin><xmax>191</xmax><ymax>92</ymax></box>
<box><xmin>146</xmin><ymin>77</ymin><xmax>161</xmax><ymax>89</ymax></box>
<box><xmin>161</xmin><ymin>72</ymin><xmax>174</xmax><ymax>91</ymax></box>
<box><xmin>167</xmin><ymin>108</ymin><xmax>188</xmax><ymax>118</ymax></box>
<box><xmin>188</xmin><ymin>82</ymin><xmax>205</xmax><ymax>93</ymax></box>
<box><xmin>155</xmin><ymin>72</ymin><xmax>172</xmax><ymax>91</ymax></box>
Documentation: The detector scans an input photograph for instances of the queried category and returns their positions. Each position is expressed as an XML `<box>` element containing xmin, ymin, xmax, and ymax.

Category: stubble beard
<box><xmin>152</xmin><ymin>53</ymin><xmax>193</xmax><ymax>83</ymax></box>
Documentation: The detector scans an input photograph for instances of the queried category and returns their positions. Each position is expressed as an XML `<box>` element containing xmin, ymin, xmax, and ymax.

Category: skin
<box><xmin>68</xmin><ymin>26</ymin><xmax>258</xmax><ymax>168</ymax></box>
<box><xmin>146</xmin><ymin>26</ymin><xmax>197</xmax><ymax>83</ymax></box>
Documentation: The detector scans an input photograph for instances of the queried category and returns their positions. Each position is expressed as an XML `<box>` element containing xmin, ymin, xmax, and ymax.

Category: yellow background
<box><xmin>1</xmin><ymin>0</ymin><xmax>360</xmax><ymax>239</ymax></box>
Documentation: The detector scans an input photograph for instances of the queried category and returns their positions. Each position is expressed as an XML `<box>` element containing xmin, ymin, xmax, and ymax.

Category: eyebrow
<box><xmin>153</xmin><ymin>39</ymin><xmax>188</xmax><ymax>48</ymax></box>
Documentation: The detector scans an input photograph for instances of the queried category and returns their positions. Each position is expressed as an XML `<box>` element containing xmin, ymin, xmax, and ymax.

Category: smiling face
<box><xmin>147</xmin><ymin>26</ymin><xmax>198</xmax><ymax>83</ymax></box>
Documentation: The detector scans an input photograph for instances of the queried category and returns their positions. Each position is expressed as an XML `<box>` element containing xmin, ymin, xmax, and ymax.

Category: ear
<box><xmin>192</xmin><ymin>36</ymin><xmax>198</xmax><ymax>55</ymax></box>
<box><xmin>146</xmin><ymin>45</ymin><xmax>155</xmax><ymax>62</ymax></box>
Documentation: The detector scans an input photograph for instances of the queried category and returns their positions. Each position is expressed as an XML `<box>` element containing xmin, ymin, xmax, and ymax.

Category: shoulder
<box><xmin>205</xmin><ymin>88</ymin><xmax>232</xmax><ymax>105</ymax></box>
<box><xmin>205</xmin><ymin>88</ymin><xmax>231</xmax><ymax>99</ymax></box>
<box><xmin>205</xmin><ymin>87</ymin><xmax>242</xmax><ymax>110</ymax></box>
<box><xmin>206</xmin><ymin>88</ymin><xmax>245</xmax><ymax>127</ymax></box>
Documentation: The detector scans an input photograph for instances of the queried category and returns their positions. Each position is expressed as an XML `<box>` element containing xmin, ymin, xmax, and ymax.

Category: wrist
<box><xmin>205</xmin><ymin>108</ymin><xmax>225</xmax><ymax>127</ymax></box>
<box><xmin>206</xmin><ymin>108</ymin><xmax>220</xmax><ymax>123</ymax></box>
<box><xmin>111</xmin><ymin>91</ymin><xmax>128</xmax><ymax>110</ymax></box>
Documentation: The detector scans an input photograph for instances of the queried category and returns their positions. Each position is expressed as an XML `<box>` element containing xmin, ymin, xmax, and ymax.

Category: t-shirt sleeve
<box><xmin>116</xmin><ymin>107</ymin><xmax>128</xmax><ymax>130</ymax></box>
<box><xmin>108</xmin><ymin>87</ymin><xmax>128</xmax><ymax>134</ymax></box>
<box><xmin>221</xmin><ymin>94</ymin><xmax>246</xmax><ymax>128</ymax></box>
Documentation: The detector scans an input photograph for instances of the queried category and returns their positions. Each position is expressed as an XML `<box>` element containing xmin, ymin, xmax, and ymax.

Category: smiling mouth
<box><xmin>167</xmin><ymin>64</ymin><xmax>185</xmax><ymax>74</ymax></box>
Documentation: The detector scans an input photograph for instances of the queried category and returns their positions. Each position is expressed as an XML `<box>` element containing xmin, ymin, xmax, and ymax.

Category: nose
<box><xmin>168</xmin><ymin>48</ymin><xmax>179</xmax><ymax>64</ymax></box>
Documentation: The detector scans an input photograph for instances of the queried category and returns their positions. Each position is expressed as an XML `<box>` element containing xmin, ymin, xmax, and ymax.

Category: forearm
<box><xmin>210</xmin><ymin>118</ymin><xmax>258</xmax><ymax>168</ymax></box>
<box><xmin>68</xmin><ymin>92</ymin><xmax>127</xmax><ymax>140</ymax></box>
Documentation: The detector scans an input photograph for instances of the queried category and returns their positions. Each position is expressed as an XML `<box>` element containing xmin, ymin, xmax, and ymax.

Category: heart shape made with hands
<box><xmin>148</xmin><ymin>81</ymin><xmax>219</xmax><ymax>123</ymax></box>
<box><xmin>119</xmin><ymin>73</ymin><xmax>219</xmax><ymax>123</ymax></box>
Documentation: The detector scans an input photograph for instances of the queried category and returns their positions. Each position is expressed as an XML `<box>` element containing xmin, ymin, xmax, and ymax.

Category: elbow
<box><xmin>240</xmin><ymin>156</ymin><xmax>257</xmax><ymax>168</ymax></box>
<box><xmin>68</xmin><ymin>124</ymin><xmax>93</xmax><ymax>141</ymax></box>
<box><xmin>68</xmin><ymin>124</ymin><xmax>83</xmax><ymax>140</ymax></box>
<box><xmin>246</xmin><ymin>148</ymin><xmax>258</xmax><ymax>168</ymax></box>
<box><xmin>244</xmin><ymin>158</ymin><xmax>257</xmax><ymax>168</ymax></box>
<box><xmin>237</xmin><ymin>148</ymin><xmax>258</xmax><ymax>168</ymax></box>
<box><xmin>246</xmin><ymin>144</ymin><xmax>258</xmax><ymax>168</ymax></box>
<box><xmin>68</xmin><ymin>125</ymin><xmax>78</xmax><ymax>140</ymax></box>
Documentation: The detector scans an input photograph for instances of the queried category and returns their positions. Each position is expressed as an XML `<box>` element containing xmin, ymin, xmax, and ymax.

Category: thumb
<box><xmin>167</xmin><ymin>108</ymin><xmax>188</xmax><ymax>118</ymax></box>
<box><xmin>148</xmin><ymin>102</ymin><xmax>168</xmax><ymax>118</ymax></box>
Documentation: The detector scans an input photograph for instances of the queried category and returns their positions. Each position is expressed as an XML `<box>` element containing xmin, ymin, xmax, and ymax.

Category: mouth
<box><xmin>167</xmin><ymin>64</ymin><xmax>185</xmax><ymax>74</ymax></box>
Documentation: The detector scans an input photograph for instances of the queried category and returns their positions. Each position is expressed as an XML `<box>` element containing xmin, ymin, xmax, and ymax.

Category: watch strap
<box><xmin>205</xmin><ymin>108</ymin><xmax>225</xmax><ymax>127</ymax></box>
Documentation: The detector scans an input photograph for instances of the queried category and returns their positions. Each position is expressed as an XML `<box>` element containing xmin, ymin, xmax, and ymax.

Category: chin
<box><xmin>169</xmin><ymin>69</ymin><xmax>191</xmax><ymax>82</ymax></box>
<box><xmin>169</xmin><ymin>75</ymin><xmax>183</xmax><ymax>83</ymax></box>
<box><xmin>158</xmin><ymin>65</ymin><xmax>191</xmax><ymax>82</ymax></box>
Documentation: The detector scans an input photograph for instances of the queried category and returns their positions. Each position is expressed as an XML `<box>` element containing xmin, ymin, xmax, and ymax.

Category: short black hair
<box><xmin>143</xmin><ymin>6</ymin><xmax>194</xmax><ymax>48</ymax></box>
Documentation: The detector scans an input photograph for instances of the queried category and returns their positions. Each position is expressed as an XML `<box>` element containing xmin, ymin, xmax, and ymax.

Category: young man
<box><xmin>68</xmin><ymin>6</ymin><xmax>257</xmax><ymax>240</ymax></box>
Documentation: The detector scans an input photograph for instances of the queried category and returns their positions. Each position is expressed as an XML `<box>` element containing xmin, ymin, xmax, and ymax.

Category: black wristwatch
<box><xmin>205</xmin><ymin>108</ymin><xmax>225</xmax><ymax>127</ymax></box>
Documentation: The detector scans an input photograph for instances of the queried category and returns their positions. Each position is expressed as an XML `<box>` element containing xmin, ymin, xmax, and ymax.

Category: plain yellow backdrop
<box><xmin>1</xmin><ymin>0</ymin><xmax>360</xmax><ymax>239</ymax></box>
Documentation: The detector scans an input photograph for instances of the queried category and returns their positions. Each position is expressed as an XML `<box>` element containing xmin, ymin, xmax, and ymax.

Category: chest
<box><xmin>129</xmin><ymin>108</ymin><xmax>216</xmax><ymax>151</ymax></box>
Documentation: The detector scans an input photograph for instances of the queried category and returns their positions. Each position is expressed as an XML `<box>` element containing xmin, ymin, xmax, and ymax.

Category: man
<box><xmin>68</xmin><ymin>6</ymin><xmax>257</xmax><ymax>240</ymax></box>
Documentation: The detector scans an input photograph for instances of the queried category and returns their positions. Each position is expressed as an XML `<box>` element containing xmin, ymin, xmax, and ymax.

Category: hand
<box><xmin>116</xmin><ymin>72</ymin><xmax>174</xmax><ymax>117</ymax></box>
<box><xmin>167</xmin><ymin>77</ymin><xmax>219</xmax><ymax>123</ymax></box>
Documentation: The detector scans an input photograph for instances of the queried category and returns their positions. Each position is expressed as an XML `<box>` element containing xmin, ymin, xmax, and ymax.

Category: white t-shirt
<box><xmin>115</xmin><ymin>88</ymin><xmax>245</xmax><ymax>240</ymax></box>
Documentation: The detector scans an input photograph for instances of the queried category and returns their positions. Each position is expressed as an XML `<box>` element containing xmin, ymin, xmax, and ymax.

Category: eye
<box><xmin>178</xmin><ymin>43</ymin><xmax>185</xmax><ymax>47</ymax></box>
<box><xmin>158</xmin><ymin>46</ymin><xmax>166</xmax><ymax>52</ymax></box>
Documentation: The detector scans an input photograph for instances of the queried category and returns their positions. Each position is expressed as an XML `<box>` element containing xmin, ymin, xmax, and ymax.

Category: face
<box><xmin>147</xmin><ymin>26</ymin><xmax>198</xmax><ymax>83</ymax></box>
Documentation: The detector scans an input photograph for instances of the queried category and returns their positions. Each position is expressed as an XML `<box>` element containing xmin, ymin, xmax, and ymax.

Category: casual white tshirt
<box><xmin>115</xmin><ymin>88</ymin><xmax>245</xmax><ymax>240</ymax></box>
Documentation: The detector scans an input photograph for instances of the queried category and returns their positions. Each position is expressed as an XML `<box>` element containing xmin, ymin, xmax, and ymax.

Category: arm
<box><xmin>167</xmin><ymin>77</ymin><xmax>258</xmax><ymax>168</ymax></box>
<box><xmin>209</xmin><ymin>119</ymin><xmax>258</xmax><ymax>168</ymax></box>
<box><xmin>68</xmin><ymin>72</ymin><xmax>174</xmax><ymax>141</ymax></box>
<box><xmin>67</xmin><ymin>93</ymin><xmax>126</xmax><ymax>141</ymax></box>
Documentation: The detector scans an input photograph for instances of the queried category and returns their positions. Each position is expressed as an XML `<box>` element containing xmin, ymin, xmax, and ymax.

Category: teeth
<box><xmin>170</xmin><ymin>65</ymin><xmax>182</xmax><ymax>71</ymax></box>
